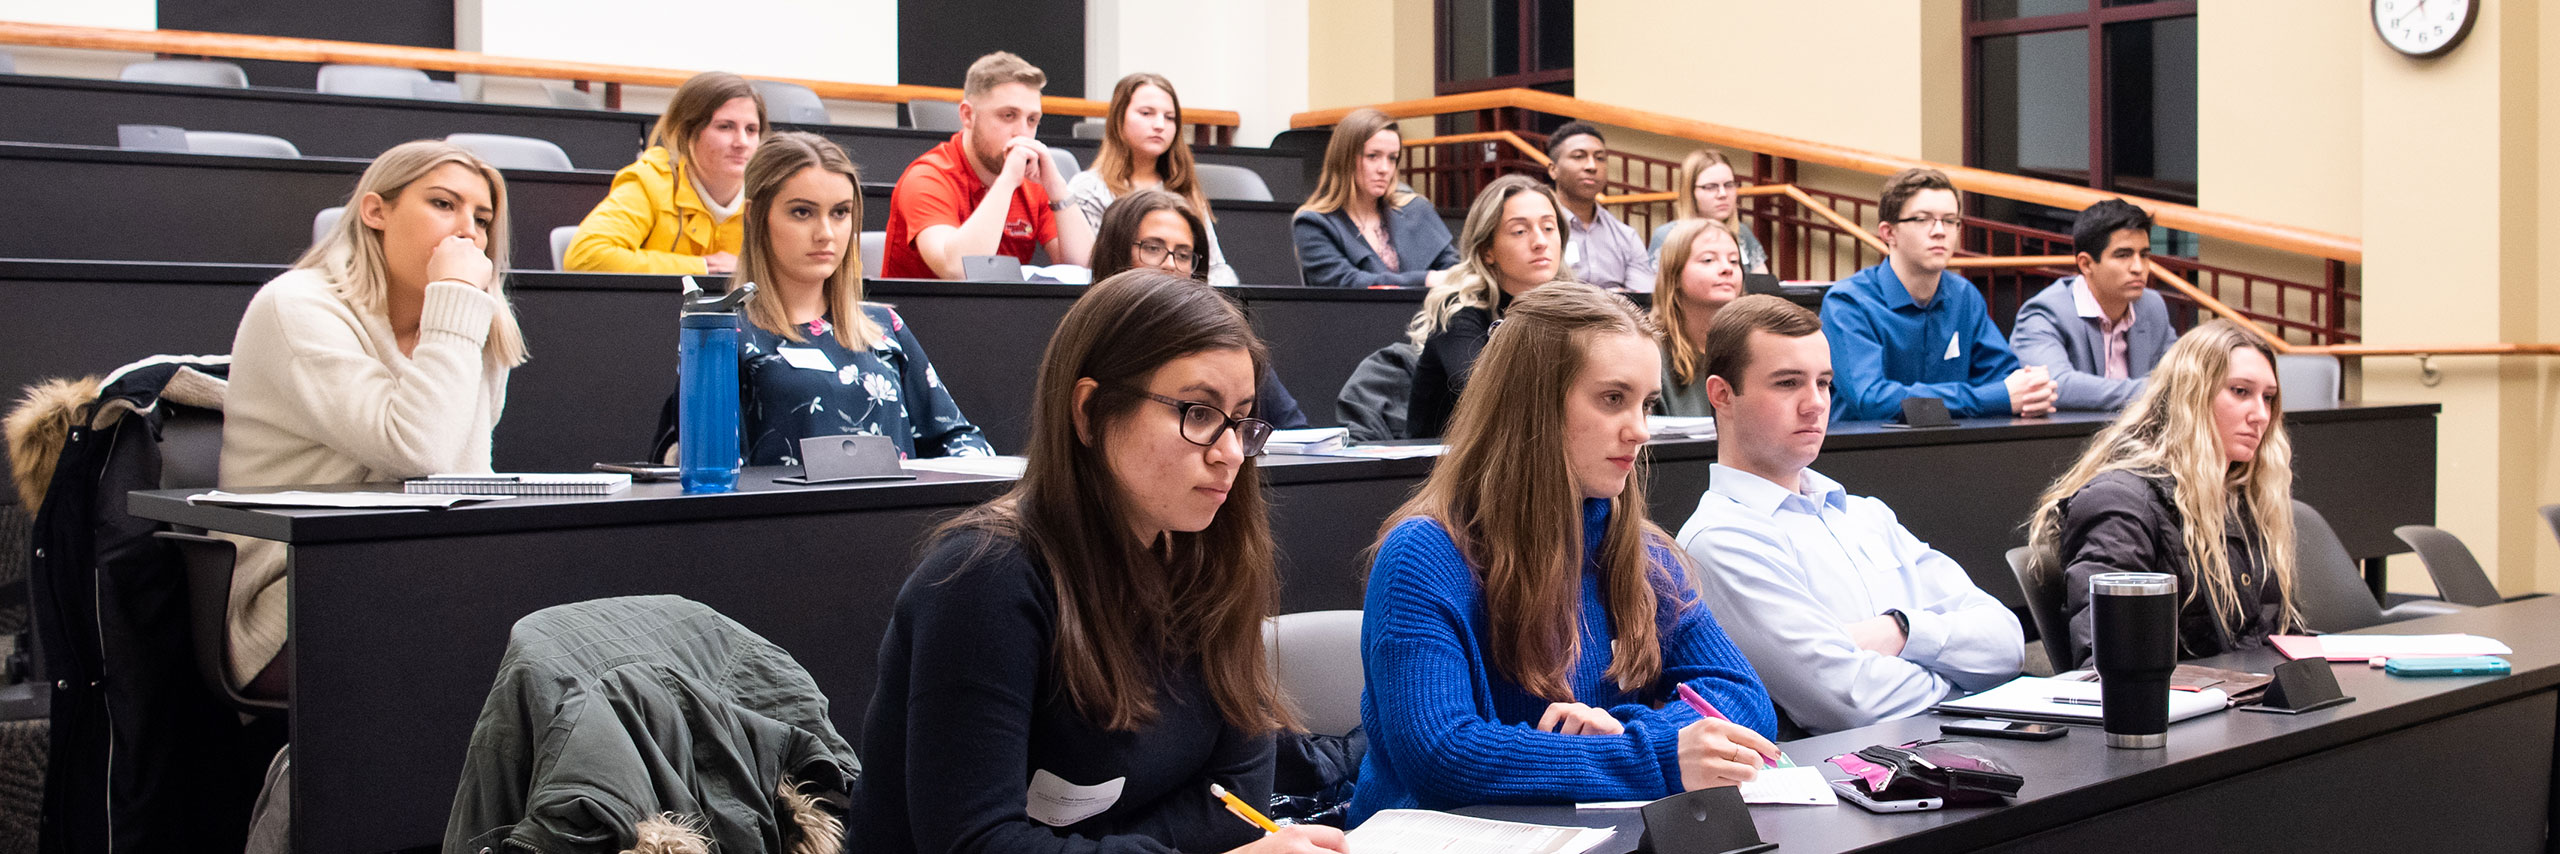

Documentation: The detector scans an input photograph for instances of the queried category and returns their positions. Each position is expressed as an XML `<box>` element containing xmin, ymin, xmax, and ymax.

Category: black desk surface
<box><xmin>1464</xmin><ymin>595</ymin><xmax>2560</xmax><ymax>853</ymax></box>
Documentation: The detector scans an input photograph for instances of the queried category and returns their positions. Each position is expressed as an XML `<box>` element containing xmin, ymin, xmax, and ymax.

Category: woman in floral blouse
<box><xmin>732</xmin><ymin>133</ymin><xmax>992</xmax><ymax>463</ymax></box>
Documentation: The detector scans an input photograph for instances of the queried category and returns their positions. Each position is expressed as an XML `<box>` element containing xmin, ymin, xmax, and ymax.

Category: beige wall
<box><xmin>1091</xmin><ymin>0</ymin><xmax>1311</xmax><ymax>146</ymax></box>
<box><xmin>2196</xmin><ymin>3</ymin><xmax>2363</xmax><ymax>237</ymax></box>
<box><xmin>1574</xmin><ymin>0</ymin><xmax>1963</xmax><ymax>164</ymax></box>
<box><xmin>1305</xmin><ymin>0</ymin><xmax>1434</xmax><ymax>113</ymax></box>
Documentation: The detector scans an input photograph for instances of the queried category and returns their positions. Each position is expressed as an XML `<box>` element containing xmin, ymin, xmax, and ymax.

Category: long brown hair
<box><xmin>1299</xmin><ymin>107</ymin><xmax>1418</xmax><ymax>215</ymax></box>
<box><xmin>2026</xmin><ymin>321</ymin><xmax>2301</xmax><ymax>643</ymax></box>
<box><xmin>732</xmin><ymin>132</ymin><xmax>879</xmax><ymax>348</ymax></box>
<box><xmin>1653</xmin><ymin>218</ymin><xmax>1736</xmax><ymax>386</ymax></box>
<box><xmin>1089</xmin><ymin>188</ymin><xmax>1209</xmax><ymax>281</ymax></box>
<box><xmin>1407</xmin><ymin>174</ymin><xmax>1574</xmax><ymax>349</ymax></box>
<box><xmin>299</xmin><ymin>139</ymin><xmax>527</xmax><ymax>370</ymax></box>
<box><xmin>1091</xmin><ymin>73</ymin><xmax>1215</xmax><ymax>223</ymax></box>
<box><xmin>933</xmin><ymin>269</ymin><xmax>1292</xmax><ymax>733</ymax></box>
<box><xmin>1380</xmin><ymin>282</ymin><xmax>1689</xmax><ymax>701</ymax></box>
<box><xmin>646</xmin><ymin>71</ymin><xmax>766</xmax><ymax>170</ymax></box>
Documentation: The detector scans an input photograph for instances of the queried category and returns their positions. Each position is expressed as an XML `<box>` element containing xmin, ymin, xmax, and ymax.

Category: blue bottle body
<box><xmin>677</xmin><ymin>312</ymin><xmax>742</xmax><ymax>493</ymax></box>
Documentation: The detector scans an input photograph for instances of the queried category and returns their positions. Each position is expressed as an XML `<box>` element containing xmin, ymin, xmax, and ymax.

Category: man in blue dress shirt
<box><xmin>1821</xmin><ymin>167</ymin><xmax>2056</xmax><ymax>421</ymax></box>
<box><xmin>1677</xmin><ymin>295</ymin><xmax>2023</xmax><ymax>734</ymax></box>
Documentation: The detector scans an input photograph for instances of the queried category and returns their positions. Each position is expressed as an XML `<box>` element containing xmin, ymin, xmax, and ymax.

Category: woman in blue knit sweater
<box><xmin>1351</xmin><ymin>282</ymin><xmax>1780</xmax><ymax>824</ymax></box>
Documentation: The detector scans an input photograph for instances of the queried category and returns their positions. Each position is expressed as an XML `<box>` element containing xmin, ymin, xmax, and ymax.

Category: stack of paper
<box><xmin>1647</xmin><ymin>415</ymin><xmax>1717</xmax><ymax>440</ymax></box>
<box><xmin>899</xmin><ymin>456</ymin><xmax>1029</xmax><ymax>478</ymax></box>
<box><xmin>1577</xmin><ymin>766</ymin><xmax>1837</xmax><ymax>809</ymax></box>
<box><xmin>1347</xmin><ymin>810</ymin><xmax>1615</xmax><ymax>854</ymax></box>
<box><xmin>189</xmin><ymin>490</ymin><xmax>511</xmax><ymax>509</ymax></box>
<box><xmin>404</xmin><ymin>473</ymin><xmax>630</xmax><ymax>495</ymax></box>
<box><xmin>1295</xmin><ymin>444</ymin><xmax>1447</xmax><ymax>460</ymax></box>
<box><xmin>1263</xmin><ymin>427</ymin><xmax>1350</xmax><ymax>454</ymax></box>
<box><xmin>2270</xmin><ymin>633</ymin><xmax>2511</xmax><ymax>661</ymax></box>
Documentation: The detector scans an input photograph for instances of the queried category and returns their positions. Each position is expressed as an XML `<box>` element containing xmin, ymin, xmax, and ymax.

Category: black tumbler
<box><xmin>2091</xmin><ymin>571</ymin><xmax>2178</xmax><ymax>749</ymax></box>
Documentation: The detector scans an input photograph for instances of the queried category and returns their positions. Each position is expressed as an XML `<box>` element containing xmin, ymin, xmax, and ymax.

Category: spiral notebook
<box><xmin>402</xmin><ymin>473</ymin><xmax>632</xmax><ymax>495</ymax></box>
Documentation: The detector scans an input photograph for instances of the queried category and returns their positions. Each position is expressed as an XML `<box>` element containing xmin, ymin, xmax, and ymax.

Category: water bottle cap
<box><xmin>681</xmin><ymin>276</ymin><xmax>757</xmax><ymax>315</ymax></box>
<box><xmin>2091</xmin><ymin>572</ymin><xmax>2177</xmax><ymax>596</ymax></box>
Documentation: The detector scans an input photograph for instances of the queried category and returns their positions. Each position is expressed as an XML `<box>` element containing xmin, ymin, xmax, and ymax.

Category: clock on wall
<box><xmin>2373</xmin><ymin>0</ymin><xmax>2477</xmax><ymax>58</ymax></box>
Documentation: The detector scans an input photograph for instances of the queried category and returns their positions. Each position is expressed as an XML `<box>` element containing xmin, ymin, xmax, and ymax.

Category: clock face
<box><xmin>2373</xmin><ymin>0</ymin><xmax>2478</xmax><ymax>58</ymax></box>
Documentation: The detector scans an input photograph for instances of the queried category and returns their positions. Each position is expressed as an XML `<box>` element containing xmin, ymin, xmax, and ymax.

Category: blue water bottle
<box><xmin>677</xmin><ymin>277</ymin><xmax>756</xmax><ymax>493</ymax></box>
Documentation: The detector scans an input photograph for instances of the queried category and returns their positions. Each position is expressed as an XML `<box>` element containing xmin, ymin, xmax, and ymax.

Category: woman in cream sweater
<box><xmin>219</xmin><ymin>139</ymin><xmax>529</xmax><ymax>696</ymax></box>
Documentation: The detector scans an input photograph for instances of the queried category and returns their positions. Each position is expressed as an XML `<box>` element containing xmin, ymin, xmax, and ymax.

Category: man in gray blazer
<box><xmin>2010</xmin><ymin>199</ymin><xmax>2178</xmax><ymax>410</ymax></box>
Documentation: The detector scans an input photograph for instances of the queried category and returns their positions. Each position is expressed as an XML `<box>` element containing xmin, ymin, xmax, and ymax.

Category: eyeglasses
<box><xmin>1893</xmin><ymin>214</ymin><xmax>1965</xmax><ymax>232</ymax></box>
<box><xmin>1131</xmin><ymin>389</ymin><xmax>1271</xmax><ymax>456</ymax></box>
<box><xmin>1132</xmin><ymin>239</ymin><xmax>1198</xmax><ymax>269</ymax></box>
<box><xmin>1695</xmin><ymin>180</ymin><xmax>1740</xmax><ymax>196</ymax></box>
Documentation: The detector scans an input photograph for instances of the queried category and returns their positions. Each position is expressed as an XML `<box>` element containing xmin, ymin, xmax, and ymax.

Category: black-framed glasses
<box><xmin>1130</xmin><ymin>389</ymin><xmax>1271</xmax><ymax>456</ymax></box>
<box><xmin>1132</xmin><ymin>239</ymin><xmax>1198</xmax><ymax>269</ymax></box>
<box><xmin>1892</xmin><ymin>214</ymin><xmax>1965</xmax><ymax>232</ymax></box>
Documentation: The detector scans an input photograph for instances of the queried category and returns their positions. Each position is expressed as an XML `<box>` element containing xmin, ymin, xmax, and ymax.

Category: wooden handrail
<box><xmin>1403</xmin><ymin>130</ymin><xmax>1550</xmax><ymax>166</ymax></box>
<box><xmin>0</xmin><ymin>21</ymin><xmax>1242</xmax><ymax>127</ymax></box>
<box><xmin>1297</xmin><ymin>89</ymin><xmax>2354</xmax><ymax>262</ymax></box>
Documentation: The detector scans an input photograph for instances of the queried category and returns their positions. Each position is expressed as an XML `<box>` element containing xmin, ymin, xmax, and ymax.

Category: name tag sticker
<box><xmin>778</xmin><ymin>347</ymin><xmax>835</xmax><ymax>372</ymax></box>
<box><xmin>1025</xmin><ymin>770</ymin><xmax>1123</xmax><ymax>827</ymax></box>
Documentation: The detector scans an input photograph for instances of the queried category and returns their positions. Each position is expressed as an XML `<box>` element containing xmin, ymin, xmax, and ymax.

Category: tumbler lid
<box><xmin>2091</xmin><ymin>571</ymin><xmax>2177</xmax><ymax>596</ymax></box>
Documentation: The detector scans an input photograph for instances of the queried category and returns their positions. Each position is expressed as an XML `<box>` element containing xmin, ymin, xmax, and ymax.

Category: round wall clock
<box><xmin>2373</xmin><ymin>0</ymin><xmax>2478</xmax><ymax>58</ymax></box>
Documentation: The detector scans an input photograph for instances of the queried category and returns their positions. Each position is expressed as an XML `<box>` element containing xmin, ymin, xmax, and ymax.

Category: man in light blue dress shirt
<box><xmin>1673</xmin><ymin>295</ymin><xmax>2023</xmax><ymax>734</ymax></box>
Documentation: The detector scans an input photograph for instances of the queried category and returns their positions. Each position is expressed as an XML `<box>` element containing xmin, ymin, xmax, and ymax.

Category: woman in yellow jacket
<box><xmin>566</xmin><ymin>71</ymin><xmax>766</xmax><ymax>274</ymax></box>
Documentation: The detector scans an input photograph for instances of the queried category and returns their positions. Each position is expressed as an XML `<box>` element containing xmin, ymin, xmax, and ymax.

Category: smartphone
<box><xmin>2383</xmin><ymin>656</ymin><xmax>2511</xmax><ymax>677</ymax></box>
<box><xmin>1940</xmin><ymin>719</ymin><xmax>2068</xmax><ymax>741</ymax></box>
<box><xmin>1832</xmin><ymin>779</ymin><xmax>1944</xmax><ymax>813</ymax></box>
<box><xmin>593</xmin><ymin>462</ymin><xmax>680</xmax><ymax>482</ymax></box>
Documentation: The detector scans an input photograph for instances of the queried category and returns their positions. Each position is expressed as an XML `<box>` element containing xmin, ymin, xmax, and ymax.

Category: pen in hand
<box><xmin>1676</xmin><ymin>682</ymin><xmax>1795</xmax><ymax>768</ymax></box>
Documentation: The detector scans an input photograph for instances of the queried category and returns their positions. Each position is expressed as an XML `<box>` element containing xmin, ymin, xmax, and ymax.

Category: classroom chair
<box><xmin>906</xmin><ymin>99</ymin><xmax>961</xmax><ymax>132</ymax></box>
<box><xmin>444</xmin><ymin>133</ymin><xmax>574</xmax><ymax>171</ymax></box>
<box><xmin>1047</xmin><ymin>146</ymin><xmax>1080</xmax><ymax>182</ymax></box>
<box><xmin>1263</xmin><ymin>610</ymin><xmax>1365</xmax><ymax>737</ymax></box>
<box><xmin>2293</xmin><ymin>501</ymin><xmax>2465</xmax><ymax>632</ymax></box>
<box><xmin>751</xmin><ymin>80</ymin><xmax>830</xmax><ymax>125</ymax></box>
<box><xmin>120</xmin><ymin>59</ymin><xmax>249</xmax><ymax>88</ymax></box>
<box><xmin>539</xmin><ymin>81</ymin><xmax>604</xmax><ymax>110</ymax></box>
<box><xmin>316</xmin><ymin>64</ymin><xmax>447</xmax><ymax>100</ymax></box>
<box><xmin>2274</xmin><ymin>354</ymin><xmax>2342</xmax><ymax>409</ymax></box>
<box><xmin>1196</xmin><ymin>163</ymin><xmax>1273</xmax><ymax>202</ymax></box>
<box><xmin>2005</xmin><ymin>546</ymin><xmax>2071</xmax><ymax>674</ymax></box>
<box><xmin>549</xmin><ymin>226</ymin><xmax>579</xmax><ymax>271</ymax></box>
<box><xmin>2392</xmin><ymin>525</ymin><xmax>2504</xmax><ymax>607</ymax></box>
<box><xmin>861</xmin><ymin>231</ymin><xmax>886</xmax><ymax>279</ymax></box>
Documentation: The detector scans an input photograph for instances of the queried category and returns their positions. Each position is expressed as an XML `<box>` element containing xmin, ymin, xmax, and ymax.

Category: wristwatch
<box><xmin>1047</xmin><ymin>199</ymin><xmax>1069</xmax><ymax>212</ymax></box>
<box><xmin>1884</xmin><ymin>609</ymin><xmax>1911</xmax><ymax>639</ymax></box>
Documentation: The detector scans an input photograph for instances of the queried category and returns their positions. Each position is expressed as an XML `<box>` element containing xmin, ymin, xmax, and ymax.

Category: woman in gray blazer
<box><xmin>1291</xmin><ymin>108</ymin><xmax>1461</xmax><ymax>288</ymax></box>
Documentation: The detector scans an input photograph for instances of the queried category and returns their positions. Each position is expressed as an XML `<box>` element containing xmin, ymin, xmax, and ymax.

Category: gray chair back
<box><xmin>1196</xmin><ymin>163</ymin><xmax>1273</xmax><ymax>202</ymax></box>
<box><xmin>116</xmin><ymin>124</ymin><xmax>190</xmax><ymax>152</ymax></box>
<box><xmin>860</xmin><ymin>231</ymin><xmax>886</xmax><ymax>279</ymax></box>
<box><xmin>1046</xmin><ymin>146</ymin><xmax>1080</xmax><ymax>182</ymax></box>
<box><xmin>751</xmin><ymin>80</ymin><xmax>830</xmax><ymax>125</ymax></box>
<box><xmin>907</xmin><ymin>99</ymin><xmax>961</xmax><ymax>132</ymax></box>
<box><xmin>540</xmin><ymin>82</ymin><xmax>605</xmax><ymax>109</ymax></box>
<box><xmin>316</xmin><ymin>63</ymin><xmax>431</xmax><ymax>98</ymax></box>
<box><xmin>413</xmin><ymin>79</ymin><xmax>464</xmax><ymax>101</ymax></box>
<box><xmin>1072</xmin><ymin>120</ymin><xmax>1107</xmax><ymax>140</ymax></box>
<box><xmin>1263</xmin><ymin>610</ymin><xmax>1365</xmax><ymax>737</ymax></box>
<box><xmin>313</xmin><ymin>207</ymin><xmax>345</xmax><ymax>247</ymax></box>
<box><xmin>549</xmin><ymin>226</ymin><xmax>580</xmax><ymax>271</ymax></box>
<box><xmin>446</xmin><ymin>133</ymin><xmax>574</xmax><ymax>171</ymax></box>
<box><xmin>2545</xmin><ymin>504</ymin><xmax>2560</xmax><ymax>550</ymax></box>
<box><xmin>2392</xmin><ymin>525</ymin><xmax>2502</xmax><ymax>607</ymax></box>
<box><xmin>0</xmin><ymin>50</ymin><xmax>14</xmax><ymax>74</ymax></box>
<box><xmin>120</xmin><ymin>59</ymin><xmax>248</xmax><ymax>88</ymax></box>
<box><xmin>2006</xmin><ymin>546</ymin><xmax>2072</xmax><ymax>673</ymax></box>
<box><xmin>2291</xmin><ymin>500</ymin><xmax>2390</xmax><ymax>632</ymax></box>
<box><xmin>2275</xmin><ymin>354</ymin><xmax>2341</xmax><ymax>409</ymax></box>
<box><xmin>183</xmin><ymin>131</ymin><xmax>300</xmax><ymax>158</ymax></box>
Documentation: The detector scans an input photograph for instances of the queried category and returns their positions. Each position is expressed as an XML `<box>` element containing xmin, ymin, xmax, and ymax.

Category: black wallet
<box><xmin>1839</xmin><ymin>739</ymin><xmax>2025</xmax><ymax>804</ymax></box>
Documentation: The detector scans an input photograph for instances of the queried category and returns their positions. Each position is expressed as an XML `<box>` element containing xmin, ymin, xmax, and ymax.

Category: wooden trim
<box><xmin>1293</xmin><ymin>88</ymin><xmax>2357</xmax><ymax>262</ymax></box>
<box><xmin>1781</xmin><ymin>186</ymin><xmax>1888</xmax><ymax>255</ymax></box>
<box><xmin>1948</xmin><ymin>255</ymin><xmax>2076</xmax><ymax>268</ymax></box>
<box><xmin>0</xmin><ymin>21</ymin><xmax>1242</xmax><ymax>127</ymax></box>
<box><xmin>1405</xmin><ymin>131</ymin><xmax>1550</xmax><ymax>166</ymax></box>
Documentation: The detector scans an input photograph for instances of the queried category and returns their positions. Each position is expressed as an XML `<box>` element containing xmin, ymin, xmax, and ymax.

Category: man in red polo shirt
<box><xmin>881</xmin><ymin>51</ymin><xmax>1094</xmax><ymax>279</ymax></box>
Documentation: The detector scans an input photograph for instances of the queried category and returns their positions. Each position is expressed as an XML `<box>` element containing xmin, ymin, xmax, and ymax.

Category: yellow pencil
<box><xmin>1208</xmin><ymin>783</ymin><xmax>1280</xmax><ymax>834</ymax></box>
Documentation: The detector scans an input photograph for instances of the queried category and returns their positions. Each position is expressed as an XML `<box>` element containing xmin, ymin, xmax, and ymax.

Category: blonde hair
<box><xmin>1300</xmin><ymin>108</ymin><xmax>1418</xmax><ymax>215</ymax></box>
<box><xmin>1652</xmin><ymin>218</ymin><xmax>1737</xmax><ymax>386</ymax></box>
<box><xmin>1092</xmin><ymin>72</ymin><xmax>1214</xmax><ymax>222</ymax></box>
<box><xmin>295</xmin><ymin>139</ymin><xmax>526</xmax><ymax>369</ymax></box>
<box><xmin>645</xmin><ymin>71</ymin><xmax>765</xmax><ymax>173</ymax></box>
<box><xmin>1381</xmin><ymin>283</ymin><xmax>1688</xmax><ymax>700</ymax></box>
<box><xmin>2026</xmin><ymin>321</ymin><xmax>2301</xmax><ymax>651</ymax></box>
<box><xmin>1406</xmin><ymin>174</ymin><xmax>1574</xmax><ymax>349</ymax></box>
<box><xmin>732</xmin><ymin>132</ymin><xmax>880</xmax><ymax>349</ymax></box>
<box><xmin>1674</xmin><ymin>149</ymin><xmax>1746</xmax><ymax>241</ymax></box>
<box><xmin>962</xmin><ymin>51</ymin><xmax>1046</xmax><ymax>101</ymax></box>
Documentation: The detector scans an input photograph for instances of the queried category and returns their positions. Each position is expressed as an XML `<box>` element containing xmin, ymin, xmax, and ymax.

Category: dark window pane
<box><xmin>1447</xmin><ymin>0</ymin><xmax>1495</xmax><ymax>82</ymax></box>
<box><xmin>1974</xmin><ymin>30</ymin><xmax>2090</xmax><ymax>184</ymax></box>
<box><xmin>1535</xmin><ymin>0</ymin><xmax>1572</xmax><ymax>71</ymax></box>
<box><xmin>2104</xmin><ymin>16</ymin><xmax>2197</xmax><ymax>203</ymax></box>
<box><xmin>1975</xmin><ymin>0</ymin><xmax>2087</xmax><ymax>21</ymax></box>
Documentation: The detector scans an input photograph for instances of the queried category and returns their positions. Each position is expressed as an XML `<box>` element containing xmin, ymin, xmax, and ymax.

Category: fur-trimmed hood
<box><xmin>5</xmin><ymin>359</ymin><xmax>228</xmax><ymax>512</ymax></box>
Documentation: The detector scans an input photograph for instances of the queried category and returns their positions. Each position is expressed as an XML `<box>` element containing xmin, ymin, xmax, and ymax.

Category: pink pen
<box><xmin>1676</xmin><ymin>683</ymin><xmax>1794</xmax><ymax>768</ymax></box>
